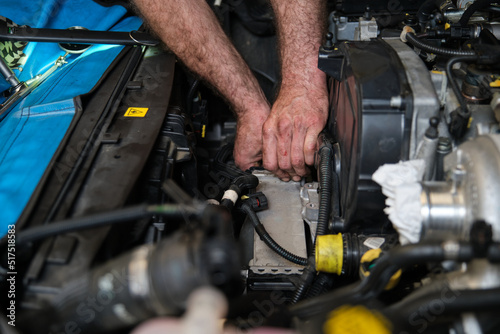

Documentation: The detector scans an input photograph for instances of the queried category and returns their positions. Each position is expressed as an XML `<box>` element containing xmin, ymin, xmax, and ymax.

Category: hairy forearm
<box><xmin>132</xmin><ymin>0</ymin><xmax>268</xmax><ymax>117</ymax></box>
<box><xmin>269</xmin><ymin>0</ymin><xmax>327</xmax><ymax>91</ymax></box>
<box><xmin>261</xmin><ymin>0</ymin><xmax>328</xmax><ymax>180</ymax></box>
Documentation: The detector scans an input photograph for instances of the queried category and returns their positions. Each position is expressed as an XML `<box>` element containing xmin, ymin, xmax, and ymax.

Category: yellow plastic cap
<box><xmin>316</xmin><ymin>233</ymin><xmax>344</xmax><ymax>275</ymax></box>
<box><xmin>323</xmin><ymin>305</ymin><xmax>392</xmax><ymax>334</ymax></box>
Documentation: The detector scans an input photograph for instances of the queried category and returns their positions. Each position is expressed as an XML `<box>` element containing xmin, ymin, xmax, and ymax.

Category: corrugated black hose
<box><xmin>291</xmin><ymin>143</ymin><xmax>334</xmax><ymax>304</ymax></box>
<box><xmin>316</xmin><ymin>145</ymin><xmax>333</xmax><ymax>237</ymax></box>
<box><xmin>405</xmin><ymin>32</ymin><xmax>476</xmax><ymax>56</ymax></box>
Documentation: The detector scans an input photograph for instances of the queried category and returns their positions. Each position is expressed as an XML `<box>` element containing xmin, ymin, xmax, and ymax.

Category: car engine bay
<box><xmin>1</xmin><ymin>0</ymin><xmax>500</xmax><ymax>333</ymax></box>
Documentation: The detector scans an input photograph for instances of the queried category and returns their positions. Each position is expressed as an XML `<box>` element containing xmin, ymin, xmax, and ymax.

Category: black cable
<box><xmin>406</xmin><ymin>32</ymin><xmax>476</xmax><ymax>56</ymax></box>
<box><xmin>290</xmin><ymin>143</ymin><xmax>334</xmax><ymax>304</ymax></box>
<box><xmin>5</xmin><ymin>204</ymin><xmax>201</xmax><ymax>246</ymax></box>
<box><xmin>232</xmin><ymin>174</ymin><xmax>260</xmax><ymax>193</ymax></box>
<box><xmin>459</xmin><ymin>0</ymin><xmax>499</xmax><ymax>26</ymax></box>
<box><xmin>213</xmin><ymin>143</ymin><xmax>247</xmax><ymax>182</ymax></box>
<box><xmin>241</xmin><ymin>203</ymin><xmax>308</xmax><ymax>266</ymax></box>
<box><xmin>445</xmin><ymin>55</ymin><xmax>478</xmax><ymax>117</ymax></box>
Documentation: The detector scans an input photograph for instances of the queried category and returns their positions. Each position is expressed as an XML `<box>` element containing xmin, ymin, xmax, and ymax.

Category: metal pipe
<box><xmin>0</xmin><ymin>56</ymin><xmax>20</xmax><ymax>88</ymax></box>
<box><xmin>0</xmin><ymin>26</ymin><xmax>158</xmax><ymax>46</ymax></box>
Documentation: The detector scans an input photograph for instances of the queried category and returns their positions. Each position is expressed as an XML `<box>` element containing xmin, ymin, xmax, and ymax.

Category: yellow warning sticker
<box><xmin>124</xmin><ymin>107</ymin><xmax>149</xmax><ymax>117</ymax></box>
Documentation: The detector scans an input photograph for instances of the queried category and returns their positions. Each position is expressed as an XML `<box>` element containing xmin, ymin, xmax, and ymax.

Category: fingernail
<box><xmin>282</xmin><ymin>178</ymin><xmax>290</xmax><ymax>182</ymax></box>
<box><xmin>292</xmin><ymin>176</ymin><xmax>301</xmax><ymax>182</ymax></box>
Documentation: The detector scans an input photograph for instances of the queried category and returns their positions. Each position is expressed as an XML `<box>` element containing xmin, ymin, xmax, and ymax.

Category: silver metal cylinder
<box><xmin>420</xmin><ymin>181</ymin><xmax>467</xmax><ymax>241</ymax></box>
<box><xmin>420</xmin><ymin>135</ymin><xmax>500</xmax><ymax>242</ymax></box>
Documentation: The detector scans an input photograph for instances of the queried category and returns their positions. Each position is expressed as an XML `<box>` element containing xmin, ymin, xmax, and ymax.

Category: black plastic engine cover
<box><xmin>322</xmin><ymin>40</ymin><xmax>413</xmax><ymax>227</ymax></box>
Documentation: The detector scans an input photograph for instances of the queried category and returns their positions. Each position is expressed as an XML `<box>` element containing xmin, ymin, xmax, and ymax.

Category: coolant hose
<box><xmin>289</xmin><ymin>242</ymin><xmax>480</xmax><ymax>319</ymax></box>
<box><xmin>417</xmin><ymin>0</ymin><xmax>445</xmax><ymax>28</ymax></box>
<box><xmin>388</xmin><ymin>287</ymin><xmax>500</xmax><ymax>331</ymax></box>
<box><xmin>26</xmin><ymin>225</ymin><xmax>240</xmax><ymax>334</ymax></box>
<box><xmin>241</xmin><ymin>202</ymin><xmax>308</xmax><ymax>266</ymax></box>
<box><xmin>405</xmin><ymin>32</ymin><xmax>476</xmax><ymax>56</ymax></box>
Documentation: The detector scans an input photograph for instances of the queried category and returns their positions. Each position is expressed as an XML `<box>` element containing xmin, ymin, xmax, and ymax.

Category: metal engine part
<box><xmin>421</xmin><ymin>134</ymin><xmax>500</xmax><ymax>242</ymax></box>
<box><xmin>319</xmin><ymin>38</ymin><xmax>440</xmax><ymax>226</ymax></box>
<box><xmin>248</xmin><ymin>171</ymin><xmax>312</xmax><ymax>275</ymax></box>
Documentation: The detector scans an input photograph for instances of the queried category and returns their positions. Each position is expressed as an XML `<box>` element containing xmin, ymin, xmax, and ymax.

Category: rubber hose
<box><xmin>11</xmin><ymin>204</ymin><xmax>199</xmax><ymax>246</ymax></box>
<box><xmin>459</xmin><ymin>0</ymin><xmax>499</xmax><ymax>26</ymax></box>
<box><xmin>406</xmin><ymin>32</ymin><xmax>476</xmax><ymax>56</ymax></box>
<box><xmin>390</xmin><ymin>288</ymin><xmax>500</xmax><ymax>331</ymax></box>
<box><xmin>289</xmin><ymin>242</ymin><xmax>477</xmax><ymax>319</ymax></box>
<box><xmin>417</xmin><ymin>0</ymin><xmax>441</xmax><ymax>27</ymax></box>
<box><xmin>305</xmin><ymin>273</ymin><xmax>335</xmax><ymax>299</ymax></box>
<box><xmin>241</xmin><ymin>203</ymin><xmax>308</xmax><ymax>266</ymax></box>
<box><xmin>316</xmin><ymin>146</ymin><xmax>333</xmax><ymax>237</ymax></box>
<box><xmin>356</xmin><ymin>243</ymin><xmax>474</xmax><ymax>299</ymax></box>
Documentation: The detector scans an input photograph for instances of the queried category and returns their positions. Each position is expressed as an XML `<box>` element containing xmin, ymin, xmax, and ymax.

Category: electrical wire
<box><xmin>445</xmin><ymin>55</ymin><xmax>479</xmax><ymax>118</ymax></box>
<box><xmin>241</xmin><ymin>202</ymin><xmax>308</xmax><ymax>266</ymax></box>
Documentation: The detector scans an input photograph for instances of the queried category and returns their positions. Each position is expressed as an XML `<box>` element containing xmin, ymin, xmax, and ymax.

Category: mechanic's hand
<box><xmin>234</xmin><ymin>107</ymin><xmax>270</xmax><ymax>171</ymax></box>
<box><xmin>262</xmin><ymin>85</ymin><xmax>328</xmax><ymax>181</ymax></box>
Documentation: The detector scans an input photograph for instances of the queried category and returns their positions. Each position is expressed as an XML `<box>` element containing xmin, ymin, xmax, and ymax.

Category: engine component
<box><xmin>4</xmin><ymin>1</ymin><xmax>500</xmax><ymax>332</ymax></box>
<box><xmin>374</xmin><ymin>134</ymin><xmax>500</xmax><ymax>244</ymax></box>
<box><xmin>422</xmin><ymin>134</ymin><xmax>500</xmax><ymax>242</ymax></box>
<box><xmin>315</xmin><ymin>233</ymin><xmax>398</xmax><ymax>277</ymax></box>
<box><xmin>23</xmin><ymin>208</ymin><xmax>240</xmax><ymax>334</ymax></box>
<box><xmin>319</xmin><ymin>38</ymin><xmax>440</xmax><ymax>226</ymax></box>
<box><xmin>246</xmin><ymin>171</ymin><xmax>308</xmax><ymax>276</ymax></box>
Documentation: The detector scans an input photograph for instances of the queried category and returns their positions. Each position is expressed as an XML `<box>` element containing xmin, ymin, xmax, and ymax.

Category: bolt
<box><xmin>437</xmin><ymin>137</ymin><xmax>452</xmax><ymax>154</ymax></box>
